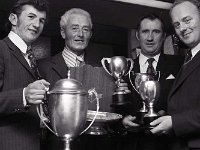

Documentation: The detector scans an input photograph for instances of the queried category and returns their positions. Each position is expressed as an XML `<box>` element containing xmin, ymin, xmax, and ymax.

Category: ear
<box><xmin>136</xmin><ymin>31</ymin><xmax>139</xmax><ymax>40</ymax></box>
<box><xmin>8</xmin><ymin>13</ymin><xmax>18</xmax><ymax>26</ymax></box>
<box><xmin>60</xmin><ymin>28</ymin><xmax>66</xmax><ymax>39</ymax></box>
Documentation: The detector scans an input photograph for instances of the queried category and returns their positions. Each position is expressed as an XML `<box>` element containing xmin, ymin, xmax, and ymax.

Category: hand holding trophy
<box><xmin>101</xmin><ymin>56</ymin><xmax>133</xmax><ymax>106</ymax></box>
<box><xmin>139</xmin><ymin>80</ymin><xmax>160</xmax><ymax>129</ymax></box>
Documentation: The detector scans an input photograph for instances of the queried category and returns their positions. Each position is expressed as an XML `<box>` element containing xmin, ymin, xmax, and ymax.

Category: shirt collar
<box><xmin>191</xmin><ymin>43</ymin><xmax>200</xmax><ymax>59</ymax></box>
<box><xmin>139</xmin><ymin>52</ymin><xmax>160</xmax><ymax>66</ymax></box>
<box><xmin>8</xmin><ymin>31</ymin><xmax>28</xmax><ymax>54</ymax></box>
<box><xmin>63</xmin><ymin>47</ymin><xmax>84</xmax><ymax>60</ymax></box>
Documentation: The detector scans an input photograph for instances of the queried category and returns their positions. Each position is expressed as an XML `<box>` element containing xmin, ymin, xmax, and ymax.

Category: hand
<box><xmin>24</xmin><ymin>79</ymin><xmax>50</xmax><ymax>105</ymax></box>
<box><xmin>122</xmin><ymin>115</ymin><xmax>139</xmax><ymax>129</ymax></box>
<box><xmin>117</xmin><ymin>82</ymin><xmax>131</xmax><ymax>93</ymax></box>
<box><xmin>150</xmin><ymin>116</ymin><xmax>172</xmax><ymax>135</ymax></box>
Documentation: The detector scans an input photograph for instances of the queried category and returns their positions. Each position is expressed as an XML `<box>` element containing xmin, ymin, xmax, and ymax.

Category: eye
<box><xmin>83</xmin><ymin>27</ymin><xmax>91</xmax><ymax>33</ymax></box>
<box><xmin>28</xmin><ymin>15</ymin><xmax>34</xmax><ymax>19</ymax></box>
<box><xmin>185</xmin><ymin>18</ymin><xmax>192</xmax><ymax>24</ymax></box>
<box><xmin>154</xmin><ymin>30</ymin><xmax>161</xmax><ymax>34</ymax></box>
<box><xmin>40</xmin><ymin>18</ymin><xmax>45</xmax><ymax>24</ymax></box>
<box><xmin>141</xmin><ymin>30</ymin><xmax>148</xmax><ymax>33</ymax></box>
<box><xmin>173</xmin><ymin>22</ymin><xmax>180</xmax><ymax>29</ymax></box>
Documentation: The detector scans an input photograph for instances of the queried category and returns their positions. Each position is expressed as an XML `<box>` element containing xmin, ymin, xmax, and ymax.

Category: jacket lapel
<box><xmin>169</xmin><ymin>51</ymin><xmax>200</xmax><ymax>98</ymax></box>
<box><xmin>4</xmin><ymin>37</ymin><xmax>36</xmax><ymax>78</ymax></box>
<box><xmin>133</xmin><ymin>57</ymin><xmax>140</xmax><ymax>73</ymax></box>
<box><xmin>51</xmin><ymin>53</ymin><xmax>69</xmax><ymax>78</ymax></box>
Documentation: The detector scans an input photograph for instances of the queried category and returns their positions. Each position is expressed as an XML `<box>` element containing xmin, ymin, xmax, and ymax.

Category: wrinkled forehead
<box><xmin>140</xmin><ymin>18</ymin><xmax>163</xmax><ymax>31</ymax></box>
<box><xmin>67</xmin><ymin>14</ymin><xmax>91</xmax><ymax>27</ymax></box>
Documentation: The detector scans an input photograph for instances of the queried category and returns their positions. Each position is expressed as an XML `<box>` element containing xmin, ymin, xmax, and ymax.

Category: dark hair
<box><xmin>137</xmin><ymin>13</ymin><xmax>165</xmax><ymax>33</ymax></box>
<box><xmin>170</xmin><ymin>0</ymin><xmax>200</xmax><ymax>16</ymax></box>
<box><xmin>5</xmin><ymin>0</ymin><xmax>49</xmax><ymax>32</ymax></box>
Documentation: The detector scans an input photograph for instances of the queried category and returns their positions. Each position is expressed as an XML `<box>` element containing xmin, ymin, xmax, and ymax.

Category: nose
<box><xmin>179</xmin><ymin>22</ymin><xmax>187</xmax><ymax>32</ymax></box>
<box><xmin>77</xmin><ymin>29</ymin><xmax>83</xmax><ymax>37</ymax></box>
<box><xmin>147</xmin><ymin>32</ymin><xmax>153</xmax><ymax>41</ymax></box>
<box><xmin>33</xmin><ymin>18</ymin><xmax>40</xmax><ymax>28</ymax></box>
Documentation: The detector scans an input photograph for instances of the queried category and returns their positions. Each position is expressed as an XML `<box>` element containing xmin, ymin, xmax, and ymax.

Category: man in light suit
<box><xmin>151</xmin><ymin>0</ymin><xmax>200</xmax><ymax>150</ymax></box>
<box><xmin>121</xmin><ymin>13</ymin><xmax>183</xmax><ymax>150</ymax></box>
<box><xmin>38</xmin><ymin>8</ymin><xmax>118</xmax><ymax>150</ymax></box>
<box><xmin>0</xmin><ymin>0</ymin><xmax>50</xmax><ymax>150</ymax></box>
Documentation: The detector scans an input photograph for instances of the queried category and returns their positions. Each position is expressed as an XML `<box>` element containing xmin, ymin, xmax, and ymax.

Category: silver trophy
<box><xmin>129</xmin><ymin>72</ymin><xmax>154</xmax><ymax>124</ymax></box>
<box><xmin>139</xmin><ymin>80</ymin><xmax>160</xmax><ymax>128</ymax></box>
<box><xmin>37</xmin><ymin>78</ymin><xmax>99</xmax><ymax>150</ymax></box>
<box><xmin>101</xmin><ymin>56</ymin><xmax>133</xmax><ymax>105</ymax></box>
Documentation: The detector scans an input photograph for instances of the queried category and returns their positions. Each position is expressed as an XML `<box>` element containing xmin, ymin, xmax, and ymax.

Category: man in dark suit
<box><xmin>151</xmin><ymin>0</ymin><xmax>200</xmax><ymax>150</ymax></box>
<box><xmin>122</xmin><ymin>13</ymin><xmax>183</xmax><ymax>150</ymax></box>
<box><xmin>0</xmin><ymin>0</ymin><xmax>50</xmax><ymax>150</ymax></box>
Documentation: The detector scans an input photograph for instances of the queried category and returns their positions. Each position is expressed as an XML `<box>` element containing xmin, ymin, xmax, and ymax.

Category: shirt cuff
<box><xmin>23</xmin><ymin>88</ymin><xmax>30</xmax><ymax>108</ymax></box>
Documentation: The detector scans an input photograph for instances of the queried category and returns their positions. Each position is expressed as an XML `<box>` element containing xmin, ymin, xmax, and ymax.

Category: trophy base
<box><xmin>143</xmin><ymin>116</ymin><xmax>159</xmax><ymax>131</ymax></box>
<box><xmin>85</xmin><ymin>122</ymin><xmax>108</xmax><ymax>135</ymax></box>
<box><xmin>136</xmin><ymin>111</ymin><xmax>147</xmax><ymax>125</ymax></box>
<box><xmin>111</xmin><ymin>92</ymin><xmax>130</xmax><ymax>106</ymax></box>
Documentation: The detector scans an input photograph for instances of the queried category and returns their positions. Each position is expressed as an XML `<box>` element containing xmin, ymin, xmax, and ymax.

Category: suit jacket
<box><xmin>38</xmin><ymin>52</ymin><xmax>115</xmax><ymax>150</ymax></box>
<box><xmin>128</xmin><ymin>53</ymin><xmax>184</xmax><ymax>115</ymax></box>
<box><xmin>168</xmin><ymin>50</ymin><xmax>200</xmax><ymax>149</ymax></box>
<box><xmin>0</xmin><ymin>37</ymin><xmax>40</xmax><ymax>150</ymax></box>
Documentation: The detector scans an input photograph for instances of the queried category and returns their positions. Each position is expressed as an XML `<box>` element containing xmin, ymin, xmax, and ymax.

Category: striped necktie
<box><xmin>26</xmin><ymin>47</ymin><xmax>41</xmax><ymax>79</ymax></box>
<box><xmin>146</xmin><ymin>58</ymin><xmax>155</xmax><ymax>75</ymax></box>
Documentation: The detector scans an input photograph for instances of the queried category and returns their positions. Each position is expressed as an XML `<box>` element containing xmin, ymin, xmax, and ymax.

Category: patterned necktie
<box><xmin>184</xmin><ymin>49</ymin><xmax>192</xmax><ymax>64</ymax></box>
<box><xmin>26</xmin><ymin>47</ymin><xmax>41</xmax><ymax>79</ymax></box>
<box><xmin>146</xmin><ymin>58</ymin><xmax>155</xmax><ymax>75</ymax></box>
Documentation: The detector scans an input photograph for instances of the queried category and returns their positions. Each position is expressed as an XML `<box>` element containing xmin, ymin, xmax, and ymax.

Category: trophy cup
<box><xmin>129</xmin><ymin>72</ymin><xmax>154</xmax><ymax>124</ymax></box>
<box><xmin>139</xmin><ymin>80</ymin><xmax>160</xmax><ymax>129</ymax></box>
<box><xmin>101</xmin><ymin>56</ymin><xmax>133</xmax><ymax>106</ymax></box>
<box><xmin>37</xmin><ymin>78</ymin><xmax>100</xmax><ymax>150</ymax></box>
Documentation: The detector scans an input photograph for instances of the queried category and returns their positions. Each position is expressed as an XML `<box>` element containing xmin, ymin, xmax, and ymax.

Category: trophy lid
<box><xmin>49</xmin><ymin>78</ymin><xmax>87</xmax><ymax>94</ymax></box>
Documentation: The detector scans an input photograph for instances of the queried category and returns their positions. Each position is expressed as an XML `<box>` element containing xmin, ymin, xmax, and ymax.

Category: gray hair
<box><xmin>60</xmin><ymin>8</ymin><xmax>93</xmax><ymax>31</ymax></box>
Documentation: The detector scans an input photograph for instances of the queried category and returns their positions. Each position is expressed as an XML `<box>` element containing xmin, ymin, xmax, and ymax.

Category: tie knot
<box><xmin>147</xmin><ymin>58</ymin><xmax>155</xmax><ymax>65</ymax></box>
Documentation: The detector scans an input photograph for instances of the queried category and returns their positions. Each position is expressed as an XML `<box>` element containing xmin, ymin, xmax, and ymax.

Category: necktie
<box><xmin>26</xmin><ymin>47</ymin><xmax>41</xmax><ymax>79</ymax></box>
<box><xmin>146</xmin><ymin>58</ymin><xmax>155</xmax><ymax>75</ymax></box>
<box><xmin>184</xmin><ymin>49</ymin><xmax>192</xmax><ymax>64</ymax></box>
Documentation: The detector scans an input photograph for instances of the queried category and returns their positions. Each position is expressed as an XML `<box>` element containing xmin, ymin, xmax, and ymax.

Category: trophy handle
<box><xmin>81</xmin><ymin>88</ymin><xmax>100</xmax><ymax>134</ymax></box>
<box><xmin>36</xmin><ymin>104</ymin><xmax>58</xmax><ymax>136</ymax></box>
<box><xmin>101</xmin><ymin>58</ymin><xmax>112</xmax><ymax>76</ymax></box>
<box><xmin>128</xmin><ymin>71</ymin><xmax>139</xmax><ymax>94</ymax></box>
<box><xmin>125</xmin><ymin>58</ymin><xmax>134</xmax><ymax>76</ymax></box>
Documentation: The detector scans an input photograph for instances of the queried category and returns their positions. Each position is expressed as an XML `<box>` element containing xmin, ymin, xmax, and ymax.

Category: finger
<box><xmin>150</xmin><ymin>117</ymin><xmax>162</xmax><ymax>126</ymax></box>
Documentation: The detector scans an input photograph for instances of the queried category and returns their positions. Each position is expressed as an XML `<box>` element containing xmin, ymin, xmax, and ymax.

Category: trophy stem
<box><xmin>63</xmin><ymin>139</ymin><xmax>71</xmax><ymax>150</ymax></box>
<box><xmin>148</xmin><ymin>102</ymin><xmax>157</xmax><ymax>117</ymax></box>
<box><xmin>140</xmin><ymin>102</ymin><xmax>148</xmax><ymax>112</ymax></box>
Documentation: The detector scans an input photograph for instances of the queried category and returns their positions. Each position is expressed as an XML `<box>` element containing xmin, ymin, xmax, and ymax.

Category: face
<box><xmin>61</xmin><ymin>14</ymin><xmax>92</xmax><ymax>55</ymax></box>
<box><xmin>171</xmin><ymin>1</ymin><xmax>200</xmax><ymax>48</ymax></box>
<box><xmin>137</xmin><ymin>18</ymin><xmax>165</xmax><ymax>57</ymax></box>
<box><xmin>9</xmin><ymin>5</ymin><xmax>46</xmax><ymax>45</ymax></box>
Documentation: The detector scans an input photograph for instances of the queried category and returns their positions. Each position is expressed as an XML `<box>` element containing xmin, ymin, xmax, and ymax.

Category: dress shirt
<box><xmin>139</xmin><ymin>53</ymin><xmax>160</xmax><ymax>73</ymax></box>
<box><xmin>62</xmin><ymin>47</ymin><xmax>84</xmax><ymax>67</ymax></box>
<box><xmin>190</xmin><ymin>42</ymin><xmax>200</xmax><ymax>60</ymax></box>
<box><xmin>8</xmin><ymin>31</ymin><xmax>30</xmax><ymax>107</ymax></box>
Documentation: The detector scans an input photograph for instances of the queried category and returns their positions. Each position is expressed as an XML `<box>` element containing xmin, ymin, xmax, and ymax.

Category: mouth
<box><xmin>182</xmin><ymin>32</ymin><xmax>192</xmax><ymax>38</ymax></box>
<box><xmin>29</xmin><ymin>29</ymin><xmax>38</xmax><ymax>34</ymax></box>
<box><xmin>74</xmin><ymin>39</ymin><xmax>84</xmax><ymax>43</ymax></box>
<box><xmin>146</xmin><ymin>43</ymin><xmax>155</xmax><ymax>47</ymax></box>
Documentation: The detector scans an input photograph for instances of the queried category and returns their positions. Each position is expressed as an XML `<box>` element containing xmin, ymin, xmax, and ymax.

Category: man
<box><xmin>0</xmin><ymin>0</ymin><xmax>50</xmax><ymax>150</ymax></box>
<box><xmin>122</xmin><ymin>14</ymin><xmax>183</xmax><ymax>150</ymax></box>
<box><xmin>39</xmin><ymin>8</ymin><xmax>99</xmax><ymax>85</ymax></box>
<box><xmin>151</xmin><ymin>0</ymin><xmax>200</xmax><ymax>150</ymax></box>
<box><xmin>38</xmin><ymin>8</ymin><xmax>116</xmax><ymax>150</ymax></box>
